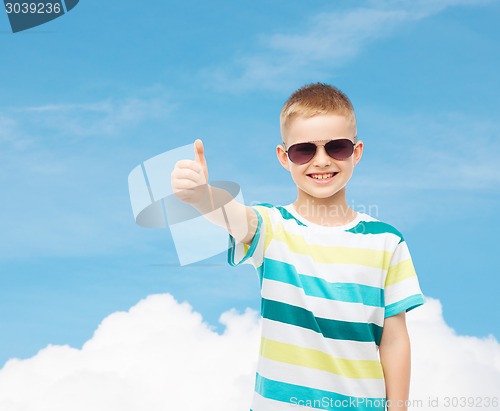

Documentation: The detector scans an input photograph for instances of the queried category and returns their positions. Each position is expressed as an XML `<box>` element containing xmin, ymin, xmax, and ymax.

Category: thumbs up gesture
<box><xmin>171</xmin><ymin>139</ymin><xmax>213</xmax><ymax>208</ymax></box>
<box><xmin>194</xmin><ymin>138</ymin><xmax>209</xmax><ymax>184</ymax></box>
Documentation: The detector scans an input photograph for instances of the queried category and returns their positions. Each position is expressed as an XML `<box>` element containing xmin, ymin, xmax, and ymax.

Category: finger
<box><xmin>172</xmin><ymin>179</ymin><xmax>203</xmax><ymax>191</ymax></box>
<box><xmin>194</xmin><ymin>139</ymin><xmax>208</xmax><ymax>180</ymax></box>
<box><xmin>194</xmin><ymin>139</ymin><xmax>205</xmax><ymax>162</ymax></box>
<box><xmin>171</xmin><ymin>167</ymin><xmax>204</xmax><ymax>183</ymax></box>
<box><xmin>174</xmin><ymin>159</ymin><xmax>203</xmax><ymax>172</ymax></box>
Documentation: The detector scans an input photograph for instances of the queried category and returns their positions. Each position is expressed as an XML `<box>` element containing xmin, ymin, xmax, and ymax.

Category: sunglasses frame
<box><xmin>282</xmin><ymin>137</ymin><xmax>358</xmax><ymax>165</ymax></box>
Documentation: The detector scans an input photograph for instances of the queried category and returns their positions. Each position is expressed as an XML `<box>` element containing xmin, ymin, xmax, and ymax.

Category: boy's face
<box><xmin>277</xmin><ymin>114</ymin><xmax>363</xmax><ymax>202</ymax></box>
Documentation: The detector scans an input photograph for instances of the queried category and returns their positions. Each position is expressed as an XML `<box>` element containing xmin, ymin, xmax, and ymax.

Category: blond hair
<box><xmin>280</xmin><ymin>83</ymin><xmax>356</xmax><ymax>142</ymax></box>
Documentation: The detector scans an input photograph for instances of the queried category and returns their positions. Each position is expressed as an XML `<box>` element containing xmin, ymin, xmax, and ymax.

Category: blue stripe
<box><xmin>255</xmin><ymin>373</ymin><xmax>386</xmax><ymax>411</ymax></box>
<box><xmin>263</xmin><ymin>259</ymin><xmax>384</xmax><ymax>307</ymax></box>
<box><xmin>262</xmin><ymin>299</ymin><xmax>383</xmax><ymax>344</ymax></box>
<box><xmin>275</xmin><ymin>205</ymin><xmax>307</xmax><ymax>226</ymax></box>
<box><xmin>385</xmin><ymin>294</ymin><xmax>425</xmax><ymax>318</ymax></box>
<box><xmin>345</xmin><ymin>221</ymin><xmax>404</xmax><ymax>244</ymax></box>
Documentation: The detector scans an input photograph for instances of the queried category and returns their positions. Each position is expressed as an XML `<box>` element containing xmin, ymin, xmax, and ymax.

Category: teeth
<box><xmin>310</xmin><ymin>173</ymin><xmax>334</xmax><ymax>180</ymax></box>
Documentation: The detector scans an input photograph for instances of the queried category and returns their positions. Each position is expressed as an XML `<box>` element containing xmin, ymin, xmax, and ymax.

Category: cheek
<box><xmin>289</xmin><ymin>166</ymin><xmax>307</xmax><ymax>182</ymax></box>
<box><xmin>339</xmin><ymin>159</ymin><xmax>355</xmax><ymax>173</ymax></box>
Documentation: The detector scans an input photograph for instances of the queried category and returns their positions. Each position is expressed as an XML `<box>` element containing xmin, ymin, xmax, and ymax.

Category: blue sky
<box><xmin>0</xmin><ymin>0</ymin><xmax>499</xmax><ymax>367</ymax></box>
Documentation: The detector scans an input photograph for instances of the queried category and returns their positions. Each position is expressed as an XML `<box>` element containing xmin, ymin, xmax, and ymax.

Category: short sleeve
<box><xmin>384</xmin><ymin>239</ymin><xmax>425</xmax><ymax>318</ymax></box>
<box><xmin>227</xmin><ymin>205</ymin><xmax>272</xmax><ymax>269</ymax></box>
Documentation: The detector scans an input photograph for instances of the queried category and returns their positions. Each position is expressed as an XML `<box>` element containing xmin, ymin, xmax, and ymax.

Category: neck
<box><xmin>293</xmin><ymin>187</ymin><xmax>356</xmax><ymax>226</ymax></box>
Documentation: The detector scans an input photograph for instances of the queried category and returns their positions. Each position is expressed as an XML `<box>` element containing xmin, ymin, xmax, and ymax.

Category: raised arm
<box><xmin>170</xmin><ymin>139</ymin><xmax>258</xmax><ymax>245</ymax></box>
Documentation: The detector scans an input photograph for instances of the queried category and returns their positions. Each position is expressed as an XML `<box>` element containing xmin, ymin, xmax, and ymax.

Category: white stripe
<box><xmin>258</xmin><ymin>357</ymin><xmax>386</xmax><ymax>399</ymax></box>
<box><xmin>275</xmin><ymin>207</ymin><xmax>400</xmax><ymax>249</ymax></box>
<box><xmin>384</xmin><ymin>276</ymin><xmax>423</xmax><ymax>306</ymax></box>
<box><xmin>262</xmin><ymin>279</ymin><xmax>385</xmax><ymax>326</ymax></box>
<box><xmin>261</xmin><ymin>318</ymin><xmax>380</xmax><ymax>361</ymax></box>
<box><xmin>230</xmin><ymin>240</ymin><xmax>246</xmax><ymax>266</ymax></box>
<box><xmin>359</xmin><ymin>213</ymin><xmax>378</xmax><ymax>222</ymax></box>
<box><xmin>264</xmin><ymin>242</ymin><xmax>386</xmax><ymax>288</ymax></box>
<box><xmin>388</xmin><ymin>241</ymin><xmax>412</xmax><ymax>266</ymax></box>
<box><xmin>272</xmin><ymin>219</ymin><xmax>399</xmax><ymax>251</ymax></box>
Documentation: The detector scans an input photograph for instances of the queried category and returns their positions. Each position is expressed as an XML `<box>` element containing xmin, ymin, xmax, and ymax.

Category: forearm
<box><xmin>191</xmin><ymin>185</ymin><xmax>256</xmax><ymax>243</ymax></box>
<box><xmin>170</xmin><ymin>141</ymin><xmax>257</xmax><ymax>244</ymax></box>
<box><xmin>379</xmin><ymin>333</ymin><xmax>411</xmax><ymax>411</ymax></box>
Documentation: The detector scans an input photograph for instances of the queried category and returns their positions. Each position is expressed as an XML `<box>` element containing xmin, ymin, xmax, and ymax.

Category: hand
<box><xmin>171</xmin><ymin>139</ymin><xmax>212</xmax><ymax>207</ymax></box>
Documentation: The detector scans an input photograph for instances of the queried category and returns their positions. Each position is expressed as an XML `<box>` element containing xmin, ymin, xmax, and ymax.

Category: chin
<box><xmin>301</xmin><ymin>187</ymin><xmax>346</xmax><ymax>200</ymax></box>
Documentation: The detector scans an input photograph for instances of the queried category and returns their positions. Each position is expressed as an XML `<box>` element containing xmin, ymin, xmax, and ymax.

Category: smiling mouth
<box><xmin>307</xmin><ymin>172</ymin><xmax>338</xmax><ymax>180</ymax></box>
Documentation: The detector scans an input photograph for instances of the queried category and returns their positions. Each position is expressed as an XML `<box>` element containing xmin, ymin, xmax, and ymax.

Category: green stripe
<box><xmin>275</xmin><ymin>205</ymin><xmax>307</xmax><ymax>226</ymax></box>
<box><xmin>262</xmin><ymin>299</ymin><xmax>383</xmax><ymax>344</ymax></box>
<box><xmin>255</xmin><ymin>373</ymin><xmax>386</xmax><ymax>411</ymax></box>
<box><xmin>385</xmin><ymin>294</ymin><xmax>425</xmax><ymax>318</ymax></box>
<box><xmin>264</xmin><ymin>258</ymin><xmax>384</xmax><ymax>307</ymax></box>
<box><xmin>345</xmin><ymin>221</ymin><xmax>404</xmax><ymax>243</ymax></box>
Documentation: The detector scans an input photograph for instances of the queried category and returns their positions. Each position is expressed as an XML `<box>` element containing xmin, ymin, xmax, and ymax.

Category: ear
<box><xmin>276</xmin><ymin>144</ymin><xmax>291</xmax><ymax>171</ymax></box>
<box><xmin>353</xmin><ymin>140</ymin><xmax>364</xmax><ymax>166</ymax></box>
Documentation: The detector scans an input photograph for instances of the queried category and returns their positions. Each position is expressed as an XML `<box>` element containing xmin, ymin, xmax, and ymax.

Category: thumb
<box><xmin>194</xmin><ymin>138</ymin><xmax>209</xmax><ymax>181</ymax></box>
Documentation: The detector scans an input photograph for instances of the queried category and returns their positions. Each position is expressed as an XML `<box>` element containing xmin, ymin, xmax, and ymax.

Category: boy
<box><xmin>171</xmin><ymin>83</ymin><xmax>425</xmax><ymax>411</ymax></box>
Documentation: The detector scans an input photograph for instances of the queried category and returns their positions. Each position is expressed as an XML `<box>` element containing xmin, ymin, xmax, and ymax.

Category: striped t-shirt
<box><xmin>227</xmin><ymin>203</ymin><xmax>425</xmax><ymax>411</ymax></box>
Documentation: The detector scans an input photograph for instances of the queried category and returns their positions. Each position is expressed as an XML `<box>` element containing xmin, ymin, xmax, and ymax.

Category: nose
<box><xmin>311</xmin><ymin>145</ymin><xmax>331</xmax><ymax>166</ymax></box>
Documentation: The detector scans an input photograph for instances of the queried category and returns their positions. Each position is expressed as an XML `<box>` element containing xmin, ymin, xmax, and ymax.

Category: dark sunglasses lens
<box><xmin>288</xmin><ymin>143</ymin><xmax>317</xmax><ymax>164</ymax></box>
<box><xmin>325</xmin><ymin>139</ymin><xmax>354</xmax><ymax>160</ymax></box>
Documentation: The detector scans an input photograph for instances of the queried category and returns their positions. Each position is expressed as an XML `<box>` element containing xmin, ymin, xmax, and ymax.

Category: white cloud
<box><xmin>354</xmin><ymin>110</ymin><xmax>500</xmax><ymax>191</ymax></box>
<box><xmin>0</xmin><ymin>90</ymin><xmax>176</xmax><ymax>259</ymax></box>
<box><xmin>204</xmin><ymin>0</ymin><xmax>494</xmax><ymax>92</ymax></box>
<box><xmin>0</xmin><ymin>115</ymin><xmax>33</xmax><ymax>151</ymax></box>
<box><xmin>408</xmin><ymin>298</ymin><xmax>500</xmax><ymax>409</ymax></box>
<box><xmin>0</xmin><ymin>294</ymin><xmax>261</xmax><ymax>411</ymax></box>
<box><xmin>0</xmin><ymin>294</ymin><xmax>498</xmax><ymax>411</ymax></box>
<box><xmin>368</xmin><ymin>0</ymin><xmax>493</xmax><ymax>18</ymax></box>
<box><xmin>14</xmin><ymin>92</ymin><xmax>175</xmax><ymax>137</ymax></box>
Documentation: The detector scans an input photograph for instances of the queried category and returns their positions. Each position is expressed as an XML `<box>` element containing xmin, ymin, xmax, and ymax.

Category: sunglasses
<box><xmin>283</xmin><ymin>138</ymin><xmax>356</xmax><ymax>165</ymax></box>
